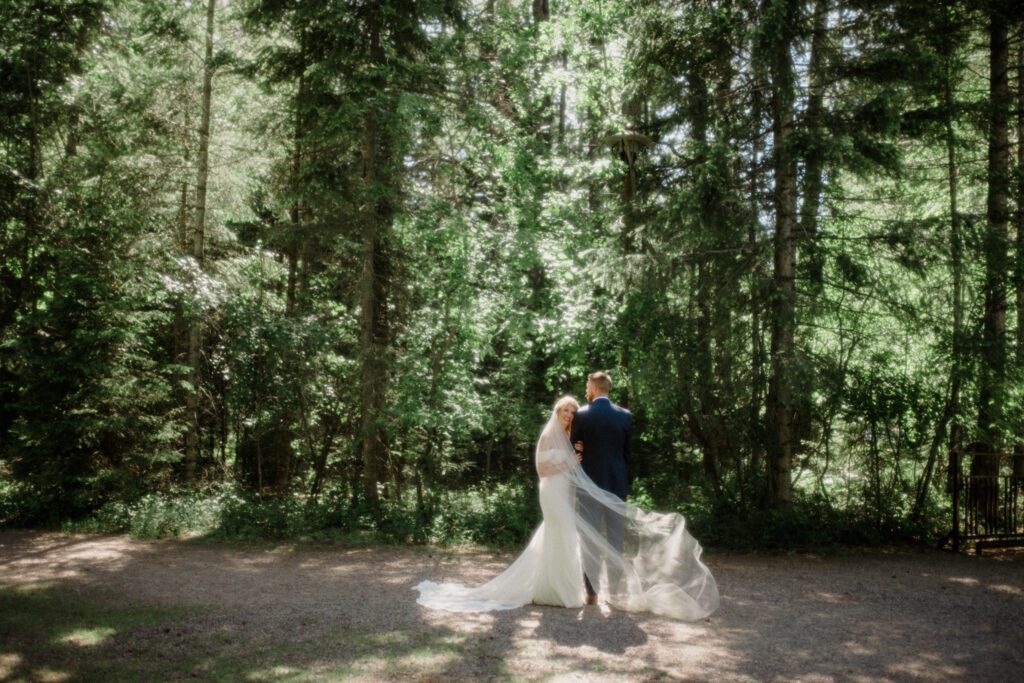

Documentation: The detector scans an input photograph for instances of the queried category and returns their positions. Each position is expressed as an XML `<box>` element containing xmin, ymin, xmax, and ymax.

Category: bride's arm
<box><xmin>537</xmin><ymin>458</ymin><xmax>572</xmax><ymax>477</ymax></box>
<box><xmin>536</xmin><ymin>433</ymin><xmax>574</xmax><ymax>477</ymax></box>
<box><xmin>537</xmin><ymin>460</ymin><xmax>559</xmax><ymax>477</ymax></box>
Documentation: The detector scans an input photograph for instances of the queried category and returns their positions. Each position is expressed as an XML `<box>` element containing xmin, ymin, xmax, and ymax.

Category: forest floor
<box><xmin>0</xmin><ymin>531</ymin><xmax>1021</xmax><ymax>682</ymax></box>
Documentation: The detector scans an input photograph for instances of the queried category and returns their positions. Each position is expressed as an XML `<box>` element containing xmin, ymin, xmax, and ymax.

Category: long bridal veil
<box><xmin>414</xmin><ymin>407</ymin><xmax>720</xmax><ymax>621</ymax></box>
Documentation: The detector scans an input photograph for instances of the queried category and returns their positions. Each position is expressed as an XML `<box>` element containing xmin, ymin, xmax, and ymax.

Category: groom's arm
<box><xmin>622</xmin><ymin>411</ymin><xmax>632</xmax><ymax>465</ymax></box>
<box><xmin>570</xmin><ymin>413</ymin><xmax>583</xmax><ymax>458</ymax></box>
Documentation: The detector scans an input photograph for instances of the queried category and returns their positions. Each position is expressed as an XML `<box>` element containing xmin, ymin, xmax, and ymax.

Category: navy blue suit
<box><xmin>570</xmin><ymin>395</ymin><xmax>631</xmax><ymax>597</ymax></box>
<box><xmin>570</xmin><ymin>396</ymin><xmax>631</xmax><ymax>499</ymax></box>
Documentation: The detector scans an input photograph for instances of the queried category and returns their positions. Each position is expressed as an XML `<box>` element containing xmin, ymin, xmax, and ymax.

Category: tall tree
<box><xmin>184</xmin><ymin>0</ymin><xmax>217</xmax><ymax>482</ymax></box>
<box><xmin>909</xmin><ymin>1</ymin><xmax>972</xmax><ymax>517</ymax></box>
<box><xmin>761</xmin><ymin>0</ymin><xmax>800</xmax><ymax>509</ymax></box>
<box><xmin>1015</xmin><ymin>37</ymin><xmax>1024</xmax><ymax>482</ymax></box>
<box><xmin>977</xmin><ymin>3</ymin><xmax>1010</xmax><ymax>452</ymax></box>
<box><xmin>357</xmin><ymin>4</ymin><xmax>393</xmax><ymax>508</ymax></box>
<box><xmin>353</xmin><ymin>0</ymin><xmax>460</xmax><ymax>507</ymax></box>
<box><xmin>798</xmin><ymin>0</ymin><xmax>829</xmax><ymax>284</ymax></box>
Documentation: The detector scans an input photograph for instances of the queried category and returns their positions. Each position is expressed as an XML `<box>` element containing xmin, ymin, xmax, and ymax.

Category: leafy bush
<box><xmin>25</xmin><ymin>474</ymin><xmax>947</xmax><ymax>552</ymax></box>
<box><xmin>0</xmin><ymin>480</ymin><xmax>54</xmax><ymax>527</ymax></box>
<box><xmin>61</xmin><ymin>489</ymin><xmax>226</xmax><ymax>538</ymax></box>
<box><xmin>427</xmin><ymin>481</ymin><xmax>540</xmax><ymax>548</ymax></box>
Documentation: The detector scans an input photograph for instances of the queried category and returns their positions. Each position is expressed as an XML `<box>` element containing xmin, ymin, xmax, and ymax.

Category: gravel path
<box><xmin>0</xmin><ymin>530</ymin><xmax>1021</xmax><ymax>681</ymax></box>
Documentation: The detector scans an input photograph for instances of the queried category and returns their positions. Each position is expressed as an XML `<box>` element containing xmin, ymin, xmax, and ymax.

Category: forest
<box><xmin>3</xmin><ymin>0</ymin><xmax>1024</xmax><ymax>549</ymax></box>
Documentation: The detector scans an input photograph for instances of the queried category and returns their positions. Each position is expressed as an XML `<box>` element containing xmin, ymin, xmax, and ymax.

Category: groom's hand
<box><xmin>574</xmin><ymin>441</ymin><xmax>583</xmax><ymax>462</ymax></box>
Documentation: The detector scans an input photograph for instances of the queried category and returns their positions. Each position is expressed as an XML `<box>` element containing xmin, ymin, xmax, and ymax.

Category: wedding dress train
<box><xmin>414</xmin><ymin>410</ymin><xmax>719</xmax><ymax>620</ymax></box>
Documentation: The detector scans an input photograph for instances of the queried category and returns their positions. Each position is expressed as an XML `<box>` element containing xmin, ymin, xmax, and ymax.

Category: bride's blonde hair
<box><xmin>554</xmin><ymin>395</ymin><xmax>579</xmax><ymax>414</ymax></box>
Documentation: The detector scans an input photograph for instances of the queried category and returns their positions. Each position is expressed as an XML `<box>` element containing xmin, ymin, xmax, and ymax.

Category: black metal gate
<box><xmin>950</xmin><ymin>447</ymin><xmax>1024</xmax><ymax>554</ymax></box>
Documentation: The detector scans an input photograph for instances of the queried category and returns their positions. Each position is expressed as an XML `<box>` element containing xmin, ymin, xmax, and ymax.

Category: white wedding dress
<box><xmin>414</xmin><ymin>409</ymin><xmax>720</xmax><ymax>620</ymax></box>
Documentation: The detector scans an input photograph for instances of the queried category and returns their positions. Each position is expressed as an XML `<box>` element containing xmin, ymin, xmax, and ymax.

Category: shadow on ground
<box><xmin>0</xmin><ymin>530</ymin><xmax>1022</xmax><ymax>681</ymax></box>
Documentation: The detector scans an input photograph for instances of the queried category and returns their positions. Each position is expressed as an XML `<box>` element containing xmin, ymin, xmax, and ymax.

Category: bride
<box><xmin>413</xmin><ymin>396</ymin><xmax>719</xmax><ymax>620</ymax></box>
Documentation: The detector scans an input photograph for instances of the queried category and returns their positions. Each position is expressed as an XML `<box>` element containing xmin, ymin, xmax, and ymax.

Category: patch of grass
<box><xmin>0</xmin><ymin>583</ymin><xmax>320</xmax><ymax>681</ymax></box>
<box><xmin>0</xmin><ymin>582</ymin><xmax>478</xmax><ymax>681</ymax></box>
<box><xmin>0</xmin><ymin>582</ymin><xmax>196</xmax><ymax>682</ymax></box>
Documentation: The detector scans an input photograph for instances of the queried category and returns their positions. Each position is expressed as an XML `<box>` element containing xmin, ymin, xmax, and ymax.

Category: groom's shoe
<box><xmin>585</xmin><ymin>593</ymin><xmax>598</xmax><ymax>605</ymax></box>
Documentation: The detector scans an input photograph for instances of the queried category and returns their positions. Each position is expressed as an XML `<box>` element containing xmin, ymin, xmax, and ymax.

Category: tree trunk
<box><xmin>696</xmin><ymin>261</ymin><xmax>723</xmax><ymax>496</ymax></box>
<box><xmin>686</xmin><ymin>61</ymin><xmax>732</xmax><ymax>499</ymax></box>
<box><xmin>184</xmin><ymin>0</ymin><xmax>216</xmax><ymax>482</ymax></box>
<box><xmin>799</xmin><ymin>0</ymin><xmax>828</xmax><ymax>290</ymax></box>
<box><xmin>532</xmin><ymin>0</ymin><xmax>553</xmax><ymax>148</ymax></box>
<box><xmin>6</xmin><ymin>28</ymin><xmax>43</xmax><ymax>327</ymax></box>
<box><xmin>748</xmin><ymin>79</ymin><xmax>766</xmax><ymax>500</ymax></box>
<box><xmin>173</xmin><ymin>179</ymin><xmax>189</xmax><ymax>364</ymax></box>
<box><xmin>947</xmin><ymin>28</ymin><xmax>965</xmax><ymax>464</ymax></box>
<box><xmin>711</xmin><ymin>3</ymin><xmax>738</xmax><ymax>490</ymax></box>
<box><xmin>977</xmin><ymin>9</ymin><xmax>1009</xmax><ymax>451</ymax></box>
<box><xmin>358</xmin><ymin>9</ymin><xmax>394</xmax><ymax>509</ymax></box>
<box><xmin>64</xmin><ymin>105</ymin><xmax>79</xmax><ymax>158</ymax></box>
<box><xmin>914</xmin><ymin>20</ymin><xmax>966</xmax><ymax>517</ymax></box>
<box><xmin>532</xmin><ymin>0</ymin><xmax>549</xmax><ymax>22</ymax></box>
<box><xmin>286</xmin><ymin>35</ymin><xmax>305</xmax><ymax>317</ymax></box>
<box><xmin>1015</xmin><ymin>39</ymin><xmax>1024</xmax><ymax>483</ymax></box>
<box><xmin>23</xmin><ymin>37</ymin><xmax>41</xmax><ymax>298</ymax></box>
<box><xmin>557</xmin><ymin>56</ymin><xmax>567</xmax><ymax>147</ymax></box>
<box><xmin>173</xmin><ymin>107</ymin><xmax>191</xmax><ymax>365</ymax></box>
<box><xmin>764</xmin><ymin>0</ymin><xmax>798</xmax><ymax>509</ymax></box>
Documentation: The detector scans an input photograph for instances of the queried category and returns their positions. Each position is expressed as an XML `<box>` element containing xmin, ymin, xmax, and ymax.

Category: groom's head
<box><xmin>586</xmin><ymin>371</ymin><xmax>612</xmax><ymax>402</ymax></box>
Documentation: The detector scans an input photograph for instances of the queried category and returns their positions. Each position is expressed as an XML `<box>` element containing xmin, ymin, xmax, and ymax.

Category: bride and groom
<box><xmin>414</xmin><ymin>372</ymin><xmax>719</xmax><ymax>621</ymax></box>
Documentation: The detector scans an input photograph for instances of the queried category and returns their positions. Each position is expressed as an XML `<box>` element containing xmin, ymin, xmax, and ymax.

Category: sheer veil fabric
<box><xmin>413</xmin><ymin>408</ymin><xmax>720</xmax><ymax>621</ymax></box>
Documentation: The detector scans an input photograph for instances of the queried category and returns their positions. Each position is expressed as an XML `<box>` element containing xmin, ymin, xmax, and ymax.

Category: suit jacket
<box><xmin>570</xmin><ymin>396</ymin><xmax>631</xmax><ymax>499</ymax></box>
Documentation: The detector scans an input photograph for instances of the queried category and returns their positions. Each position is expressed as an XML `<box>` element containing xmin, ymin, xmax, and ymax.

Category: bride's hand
<box><xmin>575</xmin><ymin>441</ymin><xmax>583</xmax><ymax>462</ymax></box>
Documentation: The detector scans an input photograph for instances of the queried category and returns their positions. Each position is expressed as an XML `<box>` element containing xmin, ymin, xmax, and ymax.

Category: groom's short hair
<box><xmin>588</xmin><ymin>371</ymin><xmax>612</xmax><ymax>394</ymax></box>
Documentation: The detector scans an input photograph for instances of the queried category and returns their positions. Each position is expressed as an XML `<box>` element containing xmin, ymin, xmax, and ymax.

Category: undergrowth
<box><xmin>0</xmin><ymin>477</ymin><xmax>945</xmax><ymax>552</ymax></box>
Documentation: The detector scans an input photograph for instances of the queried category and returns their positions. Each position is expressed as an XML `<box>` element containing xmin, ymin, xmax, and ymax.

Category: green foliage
<box><xmin>680</xmin><ymin>491</ymin><xmax>933</xmax><ymax>552</ymax></box>
<box><xmin>48</xmin><ymin>483</ymin><xmax>538</xmax><ymax>549</ymax></box>
<box><xmin>2</xmin><ymin>0</ymin><xmax>1022</xmax><ymax>552</ymax></box>
<box><xmin>61</xmin><ymin>489</ymin><xmax>222</xmax><ymax>538</ymax></box>
<box><xmin>428</xmin><ymin>481</ymin><xmax>541</xmax><ymax>548</ymax></box>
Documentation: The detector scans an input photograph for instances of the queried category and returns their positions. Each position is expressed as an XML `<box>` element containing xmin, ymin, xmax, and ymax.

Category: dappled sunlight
<box><xmin>31</xmin><ymin>667</ymin><xmax>73</xmax><ymax>682</ymax></box>
<box><xmin>814</xmin><ymin>590</ymin><xmax>848</xmax><ymax>604</ymax></box>
<box><xmin>420</xmin><ymin>607</ymin><xmax>497</xmax><ymax>635</ymax></box>
<box><xmin>316</xmin><ymin>562</ymin><xmax>363</xmax><ymax>576</ymax></box>
<box><xmin>649</xmin><ymin>644</ymin><xmax>741</xmax><ymax>682</ymax></box>
<box><xmin>242</xmin><ymin>665</ymin><xmax>300</xmax><ymax>681</ymax></box>
<box><xmin>339</xmin><ymin>642</ymin><xmax>464</xmax><ymax>680</ymax></box>
<box><xmin>55</xmin><ymin>626</ymin><xmax>116</xmax><ymax>647</ymax></box>
<box><xmin>638</xmin><ymin>611</ymin><xmax>713</xmax><ymax>641</ymax></box>
<box><xmin>376</xmin><ymin>571</ymin><xmax>435</xmax><ymax>586</ymax></box>
<box><xmin>385</xmin><ymin>648</ymin><xmax>461</xmax><ymax>676</ymax></box>
<box><xmin>887</xmin><ymin>650</ymin><xmax>967</xmax><ymax>679</ymax></box>
<box><xmin>0</xmin><ymin>533</ymin><xmax>143</xmax><ymax>585</ymax></box>
<box><xmin>545</xmin><ymin>674</ymin><xmax>630</xmax><ymax>683</ymax></box>
<box><xmin>517</xmin><ymin>611</ymin><xmax>543</xmax><ymax>632</ymax></box>
<box><xmin>7</xmin><ymin>580</ymin><xmax>58</xmax><ymax>593</ymax></box>
<box><xmin>988</xmin><ymin>583</ymin><xmax>1023</xmax><ymax>598</ymax></box>
<box><xmin>0</xmin><ymin>653</ymin><xmax>22</xmax><ymax>678</ymax></box>
<box><xmin>947</xmin><ymin>576</ymin><xmax>979</xmax><ymax>585</ymax></box>
<box><xmin>943</xmin><ymin>575</ymin><xmax>1024</xmax><ymax>598</ymax></box>
<box><xmin>627</xmin><ymin>616</ymin><xmax>737</xmax><ymax>680</ymax></box>
<box><xmin>365</xmin><ymin>630</ymin><xmax>415</xmax><ymax>648</ymax></box>
<box><xmin>840</xmin><ymin>640</ymin><xmax>874</xmax><ymax>657</ymax></box>
<box><xmin>2</xmin><ymin>532</ymin><xmax>1022</xmax><ymax>680</ymax></box>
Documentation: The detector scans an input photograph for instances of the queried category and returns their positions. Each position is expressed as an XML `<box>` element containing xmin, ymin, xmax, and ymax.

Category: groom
<box><xmin>570</xmin><ymin>371</ymin><xmax>631</xmax><ymax>604</ymax></box>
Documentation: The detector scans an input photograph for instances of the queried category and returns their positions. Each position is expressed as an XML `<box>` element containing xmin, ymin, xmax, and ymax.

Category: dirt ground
<box><xmin>0</xmin><ymin>530</ymin><xmax>1021</xmax><ymax>682</ymax></box>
